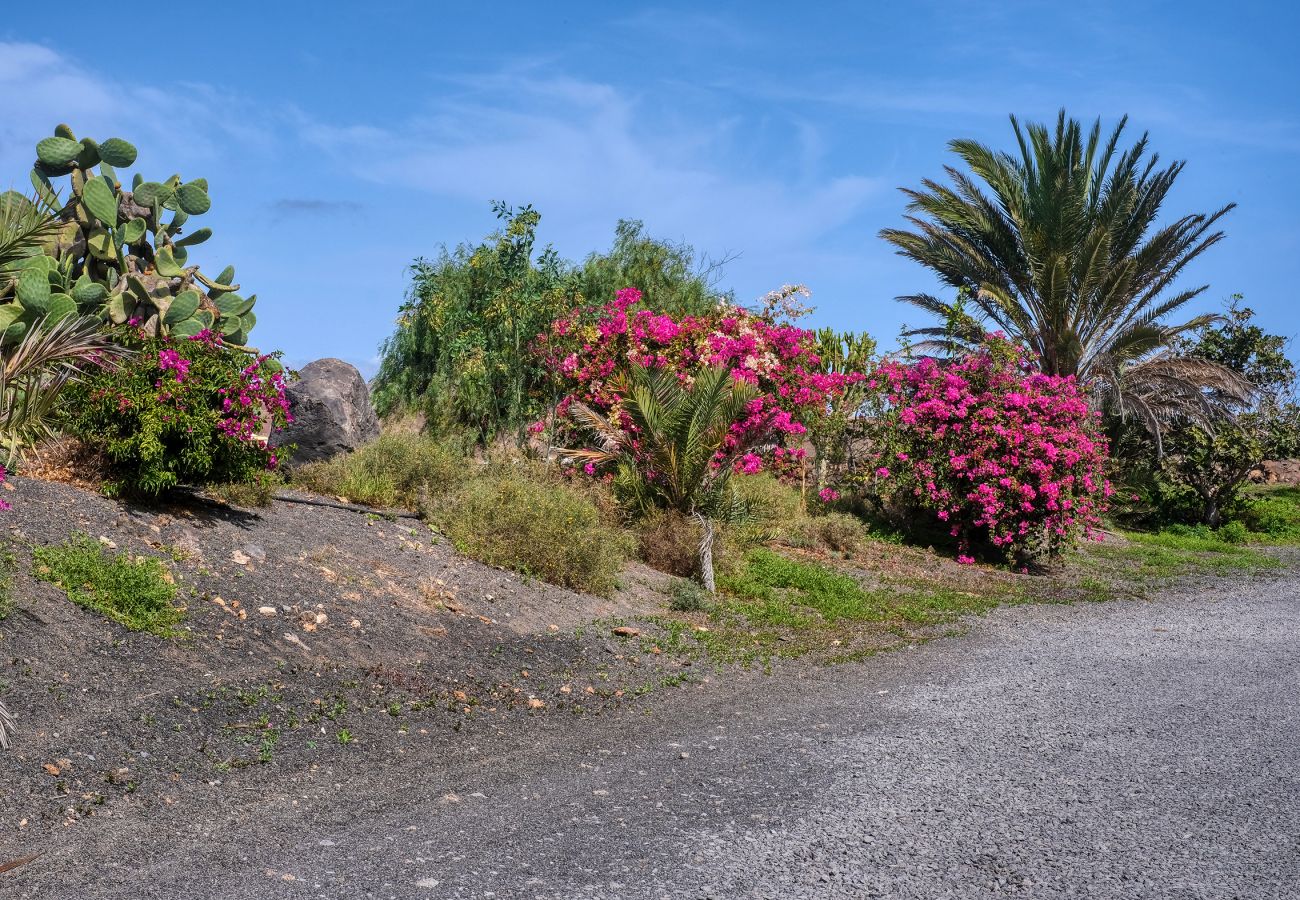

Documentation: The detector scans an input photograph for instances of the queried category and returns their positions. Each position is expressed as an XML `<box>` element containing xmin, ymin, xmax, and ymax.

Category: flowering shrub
<box><xmin>863</xmin><ymin>337</ymin><xmax>1112</xmax><ymax>564</ymax></box>
<box><xmin>61</xmin><ymin>328</ymin><xmax>292</xmax><ymax>495</ymax></box>
<box><xmin>537</xmin><ymin>287</ymin><xmax>858</xmax><ymax>477</ymax></box>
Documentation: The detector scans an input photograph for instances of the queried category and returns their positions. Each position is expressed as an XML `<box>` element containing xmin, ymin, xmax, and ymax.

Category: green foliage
<box><xmin>60</xmin><ymin>332</ymin><xmax>289</xmax><ymax>495</ymax></box>
<box><xmin>1238</xmin><ymin>487</ymin><xmax>1300</xmax><ymax>544</ymax></box>
<box><xmin>1156</xmin><ymin>298</ymin><xmax>1299</xmax><ymax>525</ymax></box>
<box><xmin>572</xmin><ymin>219</ymin><xmax>728</xmax><ymax>318</ymax></box>
<box><xmin>881</xmin><ymin>110</ymin><xmax>1246</xmax><ymax>434</ymax></box>
<box><xmin>436</xmin><ymin>466</ymin><xmax>631</xmax><ymax>595</ymax></box>
<box><xmin>294</xmin><ymin>433</ymin><xmax>465</xmax><ymax>510</ymax></box>
<box><xmin>0</xmin><ymin>548</ymin><xmax>15</xmax><ymax>621</ymax></box>
<box><xmin>2</xmin><ymin>125</ymin><xmax>255</xmax><ymax>344</ymax></box>
<box><xmin>720</xmin><ymin>549</ymin><xmax>883</xmax><ymax>625</ymax></box>
<box><xmin>808</xmin><ymin>328</ymin><xmax>875</xmax><ymax>488</ymax></box>
<box><xmin>205</xmin><ymin>474</ymin><xmax>281</xmax><ymax>509</ymax></box>
<box><xmin>33</xmin><ymin>534</ymin><xmax>182</xmax><ymax>635</ymax></box>
<box><xmin>372</xmin><ymin>207</ymin><xmax>725</xmax><ymax>442</ymax></box>
<box><xmin>669</xmin><ymin>579</ymin><xmax>712</xmax><ymax>612</ymax></box>
<box><xmin>0</xmin><ymin>306</ymin><xmax>125</xmax><ymax>467</ymax></box>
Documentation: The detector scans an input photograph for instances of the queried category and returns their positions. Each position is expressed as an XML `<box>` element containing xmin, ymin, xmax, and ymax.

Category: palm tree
<box><xmin>880</xmin><ymin>110</ymin><xmax>1250</xmax><ymax>442</ymax></box>
<box><xmin>565</xmin><ymin>365</ymin><xmax>755</xmax><ymax>592</ymax></box>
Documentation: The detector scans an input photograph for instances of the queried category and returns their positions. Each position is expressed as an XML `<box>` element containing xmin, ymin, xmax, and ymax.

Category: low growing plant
<box><xmin>294</xmin><ymin>433</ymin><xmax>464</xmax><ymax>510</ymax></box>
<box><xmin>60</xmin><ymin>328</ymin><xmax>291</xmax><ymax>495</ymax></box>
<box><xmin>435</xmin><ymin>467</ymin><xmax>631</xmax><ymax>595</ymax></box>
<box><xmin>33</xmin><ymin>533</ymin><xmax>182</xmax><ymax>634</ymax></box>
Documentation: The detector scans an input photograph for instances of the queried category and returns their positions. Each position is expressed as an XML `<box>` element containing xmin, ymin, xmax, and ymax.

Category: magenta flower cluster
<box><xmin>537</xmin><ymin>288</ymin><xmax>858</xmax><ymax>475</ymax></box>
<box><xmin>866</xmin><ymin>337</ymin><xmax>1112</xmax><ymax>563</ymax></box>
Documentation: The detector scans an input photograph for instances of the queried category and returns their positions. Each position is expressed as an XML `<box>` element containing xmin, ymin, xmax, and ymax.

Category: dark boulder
<box><xmin>270</xmin><ymin>358</ymin><xmax>379</xmax><ymax>465</ymax></box>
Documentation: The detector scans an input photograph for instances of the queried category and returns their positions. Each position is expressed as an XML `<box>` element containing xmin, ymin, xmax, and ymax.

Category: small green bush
<box><xmin>206</xmin><ymin>473</ymin><xmax>281</xmax><ymax>508</ymax></box>
<box><xmin>1239</xmin><ymin>487</ymin><xmax>1300</xmax><ymax>543</ymax></box>
<box><xmin>436</xmin><ymin>469</ymin><xmax>631</xmax><ymax>595</ymax></box>
<box><xmin>60</xmin><ymin>330</ymin><xmax>291</xmax><ymax>495</ymax></box>
<box><xmin>294</xmin><ymin>433</ymin><xmax>465</xmax><ymax>510</ymax></box>
<box><xmin>669</xmin><ymin>579</ymin><xmax>711</xmax><ymax>612</ymax></box>
<box><xmin>33</xmin><ymin>534</ymin><xmax>182</xmax><ymax>635</ymax></box>
<box><xmin>0</xmin><ymin>548</ymin><xmax>15</xmax><ymax>621</ymax></box>
<box><xmin>1216</xmin><ymin>521</ymin><xmax>1249</xmax><ymax>544</ymax></box>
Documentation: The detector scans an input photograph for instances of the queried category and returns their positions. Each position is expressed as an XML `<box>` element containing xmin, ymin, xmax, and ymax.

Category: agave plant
<box><xmin>881</xmin><ymin>110</ymin><xmax>1251</xmax><ymax>444</ymax></box>
<box><xmin>565</xmin><ymin>365</ymin><xmax>756</xmax><ymax>592</ymax></box>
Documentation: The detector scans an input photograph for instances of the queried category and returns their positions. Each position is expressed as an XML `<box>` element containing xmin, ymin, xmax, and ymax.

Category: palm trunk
<box><xmin>694</xmin><ymin>513</ymin><xmax>716</xmax><ymax>594</ymax></box>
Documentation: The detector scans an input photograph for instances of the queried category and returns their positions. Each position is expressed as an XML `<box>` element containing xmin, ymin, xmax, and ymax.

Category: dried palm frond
<box><xmin>0</xmin><ymin>315</ymin><xmax>130</xmax><ymax>467</ymax></box>
<box><xmin>0</xmin><ymin>699</ymin><xmax>14</xmax><ymax>751</ymax></box>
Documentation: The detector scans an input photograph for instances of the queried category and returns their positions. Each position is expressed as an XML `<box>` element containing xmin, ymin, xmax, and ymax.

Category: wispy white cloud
<box><xmin>294</xmin><ymin>68</ymin><xmax>881</xmax><ymax>286</ymax></box>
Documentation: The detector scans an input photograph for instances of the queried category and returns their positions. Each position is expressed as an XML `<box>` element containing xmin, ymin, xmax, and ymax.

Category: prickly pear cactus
<box><xmin>0</xmin><ymin>124</ymin><xmax>258</xmax><ymax>346</ymax></box>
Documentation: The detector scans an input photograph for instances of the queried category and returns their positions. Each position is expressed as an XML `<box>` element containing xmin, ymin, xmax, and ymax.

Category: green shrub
<box><xmin>436</xmin><ymin>469</ymin><xmax>630</xmax><ymax>595</ymax></box>
<box><xmin>1216</xmin><ymin>521</ymin><xmax>1249</xmax><ymax>544</ymax></box>
<box><xmin>60</xmin><ymin>330</ymin><xmax>290</xmax><ymax>495</ymax></box>
<box><xmin>669</xmin><ymin>579</ymin><xmax>711</xmax><ymax>612</ymax></box>
<box><xmin>33</xmin><ymin>534</ymin><xmax>182</xmax><ymax>635</ymax></box>
<box><xmin>294</xmin><ymin>433</ymin><xmax>464</xmax><ymax>510</ymax></box>
<box><xmin>1239</xmin><ymin>487</ymin><xmax>1300</xmax><ymax>543</ymax></box>
<box><xmin>0</xmin><ymin>548</ymin><xmax>14</xmax><ymax>621</ymax></box>
<box><xmin>206</xmin><ymin>473</ymin><xmax>280</xmax><ymax>508</ymax></box>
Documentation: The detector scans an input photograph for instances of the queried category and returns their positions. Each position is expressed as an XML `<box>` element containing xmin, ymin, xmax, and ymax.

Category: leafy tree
<box><xmin>572</xmin><ymin>219</ymin><xmax>728</xmax><ymax>318</ymax></box>
<box><xmin>565</xmin><ymin>365</ymin><xmax>756</xmax><ymax>592</ymax></box>
<box><xmin>1159</xmin><ymin>298</ymin><xmax>1299</xmax><ymax>525</ymax></box>
<box><xmin>372</xmin><ymin>211</ymin><xmax>729</xmax><ymax>444</ymax></box>
<box><xmin>880</xmin><ymin>110</ymin><xmax>1249</xmax><ymax>440</ymax></box>
<box><xmin>372</xmin><ymin>203</ymin><xmax>572</xmax><ymax>442</ymax></box>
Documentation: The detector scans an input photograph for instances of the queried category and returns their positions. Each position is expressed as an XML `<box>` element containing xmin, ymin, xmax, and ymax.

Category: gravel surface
<box><xmin>10</xmin><ymin>570</ymin><xmax>1296</xmax><ymax>898</ymax></box>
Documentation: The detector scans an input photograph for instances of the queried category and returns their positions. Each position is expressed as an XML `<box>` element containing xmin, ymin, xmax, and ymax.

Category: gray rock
<box><xmin>270</xmin><ymin>358</ymin><xmax>380</xmax><ymax>465</ymax></box>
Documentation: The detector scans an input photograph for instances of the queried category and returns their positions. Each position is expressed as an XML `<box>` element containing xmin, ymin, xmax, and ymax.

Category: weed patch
<box><xmin>33</xmin><ymin>534</ymin><xmax>183</xmax><ymax>635</ymax></box>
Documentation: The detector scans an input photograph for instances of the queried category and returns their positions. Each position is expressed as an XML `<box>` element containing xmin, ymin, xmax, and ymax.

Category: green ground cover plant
<box><xmin>293</xmin><ymin>433</ymin><xmax>465</xmax><ymax>510</ymax></box>
<box><xmin>33</xmin><ymin>533</ymin><xmax>182</xmax><ymax>634</ymax></box>
<box><xmin>435</xmin><ymin>466</ymin><xmax>631</xmax><ymax>595</ymax></box>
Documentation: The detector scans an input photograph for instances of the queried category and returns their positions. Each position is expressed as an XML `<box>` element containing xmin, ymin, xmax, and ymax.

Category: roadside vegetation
<box><xmin>0</xmin><ymin>112</ymin><xmax>1295</xmax><ymax>702</ymax></box>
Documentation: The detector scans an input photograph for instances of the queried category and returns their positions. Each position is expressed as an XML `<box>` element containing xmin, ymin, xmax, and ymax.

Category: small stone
<box><xmin>612</xmin><ymin>626</ymin><xmax>640</xmax><ymax>637</ymax></box>
<box><xmin>315</xmin><ymin>612</ymin><xmax>328</xmax><ymax>626</ymax></box>
<box><xmin>527</xmin><ymin>698</ymin><xmax>545</xmax><ymax>709</ymax></box>
<box><xmin>231</xmin><ymin>550</ymin><xmax>251</xmax><ymax>566</ymax></box>
<box><xmin>679</xmin><ymin>751</ymin><xmax>690</xmax><ymax>759</ymax></box>
<box><xmin>98</xmin><ymin>536</ymin><xmax>117</xmax><ymax>550</ymax></box>
<box><xmin>242</xmin><ymin>544</ymin><xmax>266</xmax><ymax>563</ymax></box>
<box><xmin>258</xmin><ymin>606</ymin><xmax>277</xmax><ymax>618</ymax></box>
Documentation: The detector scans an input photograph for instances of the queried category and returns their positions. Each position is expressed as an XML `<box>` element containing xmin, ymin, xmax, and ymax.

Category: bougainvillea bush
<box><xmin>62</xmin><ymin>328</ymin><xmax>291</xmax><ymax>495</ymax></box>
<box><xmin>862</xmin><ymin>336</ymin><xmax>1112</xmax><ymax>565</ymax></box>
<box><xmin>537</xmin><ymin>286</ymin><xmax>858</xmax><ymax>479</ymax></box>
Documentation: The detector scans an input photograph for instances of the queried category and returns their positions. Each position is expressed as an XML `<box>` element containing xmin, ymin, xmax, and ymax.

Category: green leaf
<box><xmin>2</xmin><ymin>321</ymin><xmax>29</xmax><ymax>345</ymax></box>
<box><xmin>106</xmin><ymin>293</ymin><xmax>134</xmax><ymax>325</ymax></box>
<box><xmin>47</xmin><ymin>293</ymin><xmax>77</xmax><ymax>323</ymax></box>
<box><xmin>154</xmin><ymin>245</ymin><xmax>184</xmax><ymax>277</ymax></box>
<box><xmin>71</xmin><ymin>275</ymin><xmax>107</xmax><ymax>306</ymax></box>
<box><xmin>86</xmin><ymin>227</ymin><xmax>115</xmax><ymax>261</ymax></box>
<box><xmin>97</xmin><ymin>137</ymin><xmax>138</xmax><ymax>167</ymax></box>
<box><xmin>174</xmin><ymin>227</ymin><xmax>212</xmax><ymax>248</ymax></box>
<box><xmin>169</xmin><ymin>317</ymin><xmax>205</xmax><ymax>338</ymax></box>
<box><xmin>36</xmin><ymin>136</ymin><xmax>82</xmax><ymax>166</ymax></box>
<box><xmin>132</xmin><ymin>182</ymin><xmax>173</xmax><ymax>208</ymax></box>
<box><xmin>75</xmin><ymin>138</ymin><xmax>100</xmax><ymax>169</ymax></box>
<box><xmin>164</xmin><ymin>289</ymin><xmax>201</xmax><ymax>324</ymax></box>
<box><xmin>28</xmin><ymin>169</ymin><xmax>60</xmax><ymax>209</ymax></box>
<box><xmin>214</xmin><ymin>265</ymin><xmax>235</xmax><ymax>285</ymax></box>
<box><xmin>16</xmin><ymin>268</ymin><xmax>50</xmax><ymax>312</ymax></box>
<box><xmin>176</xmin><ymin>182</ymin><xmax>211</xmax><ymax>215</ymax></box>
<box><xmin>0</xmin><ymin>305</ymin><xmax>24</xmax><ymax>331</ymax></box>
<box><xmin>121</xmin><ymin>217</ymin><xmax>147</xmax><ymax>244</ymax></box>
<box><xmin>215</xmin><ymin>293</ymin><xmax>254</xmax><ymax>317</ymax></box>
<box><xmin>82</xmin><ymin>176</ymin><xmax>118</xmax><ymax>226</ymax></box>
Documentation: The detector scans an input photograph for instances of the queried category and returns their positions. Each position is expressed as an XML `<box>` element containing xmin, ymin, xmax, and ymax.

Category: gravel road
<box><xmin>17</xmin><ymin>574</ymin><xmax>1300</xmax><ymax>899</ymax></box>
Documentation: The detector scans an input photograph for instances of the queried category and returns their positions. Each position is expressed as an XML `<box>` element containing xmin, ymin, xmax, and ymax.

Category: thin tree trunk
<box><xmin>695</xmin><ymin>513</ymin><xmax>716</xmax><ymax>594</ymax></box>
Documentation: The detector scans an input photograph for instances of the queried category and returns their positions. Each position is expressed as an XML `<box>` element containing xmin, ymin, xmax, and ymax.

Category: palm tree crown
<box><xmin>881</xmin><ymin>110</ymin><xmax>1248</xmax><ymax>433</ymax></box>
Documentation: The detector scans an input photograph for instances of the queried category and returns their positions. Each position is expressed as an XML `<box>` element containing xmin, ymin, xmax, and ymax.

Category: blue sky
<box><xmin>2</xmin><ymin>1</ymin><xmax>1297</xmax><ymax>372</ymax></box>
